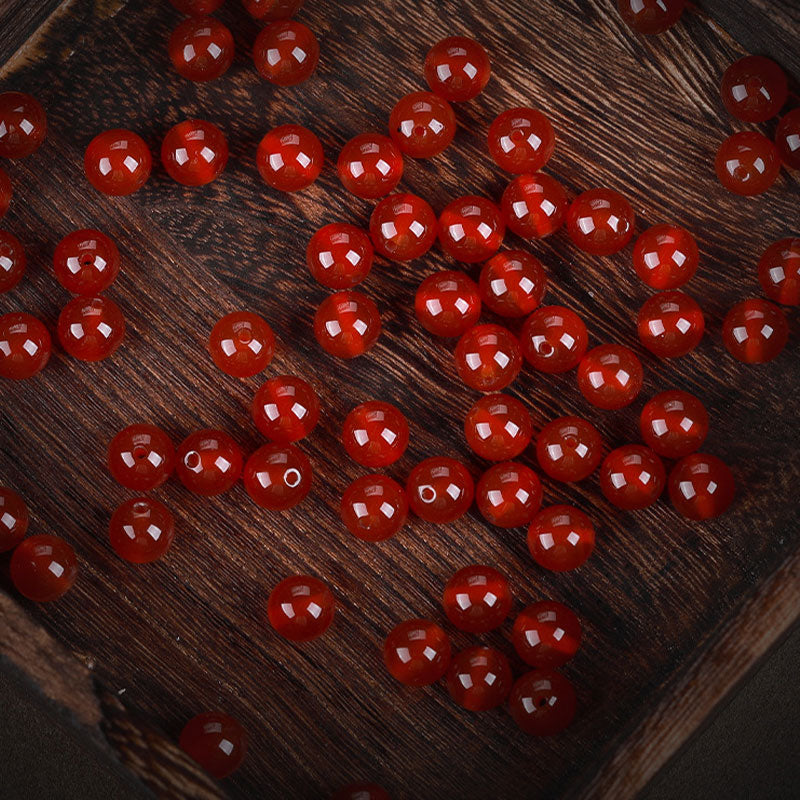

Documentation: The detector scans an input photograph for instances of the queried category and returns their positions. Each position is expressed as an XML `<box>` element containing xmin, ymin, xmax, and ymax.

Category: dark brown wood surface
<box><xmin>1</xmin><ymin>0</ymin><xmax>799</xmax><ymax>798</ymax></box>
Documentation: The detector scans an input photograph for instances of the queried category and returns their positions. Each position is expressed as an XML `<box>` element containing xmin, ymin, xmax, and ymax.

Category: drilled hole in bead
<box><xmin>236</xmin><ymin>327</ymin><xmax>253</xmax><ymax>345</ymax></box>
<box><xmin>79</xmin><ymin>254</ymin><xmax>94</xmax><ymax>268</ymax></box>
<box><xmin>413</xmin><ymin>125</ymin><xmax>426</xmax><ymax>138</ymax></box>
<box><xmin>510</xmin><ymin>129</ymin><xmax>525</xmax><ymax>143</ymax></box>
<box><xmin>133</xmin><ymin>446</ymin><xmax>148</xmax><ymax>460</ymax></box>
<box><xmin>185</xmin><ymin>451</ymin><xmax>201</xmax><ymax>470</ymax></box>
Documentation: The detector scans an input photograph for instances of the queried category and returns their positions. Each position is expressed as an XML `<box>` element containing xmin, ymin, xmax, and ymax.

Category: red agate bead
<box><xmin>161</xmin><ymin>119</ymin><xmax>228</xmax><ymax>186</ymax></box>
<box><xmin>313</xmin><ymin>290</ymin><xmax>381</xmax><ymax>358</ymax></box>
<box><xmin>0</xmin><ymin>230</ymin><xmax>25</xmax><ymax>293</ymax></box>
<box><xmin>599</xmin><ymin>445</ymin><xmax>666</xmax><ymax>510</ymax></box>
<box><xmin>0</xmin><ymin>168</ymin><xmax>11</xmax><ymax>219</ymax></box>
<box><xmin>669</xmin><ymin>453</ymin><xmax>735</xmax><ymax>520</ymax></box>
<box><xmin>342</xmin><ymin>401</ymin><xmax>409</xmax><ymax>467</ymax></box>
<box><xmin>509</xmin><ymin>669</ymin><xmax>577</xmax><ymax>736</ymax></box>
<box><xmin>179</xmin><ymin>712</ymin><xmax>247</xmax><ymax>780</ymax></box>
<box><xmin>340</xmin><ymin>474</ymin><xmax>408</xmax><ymax>541</ymax></box>
<box><xmin>53</xmin><ymin>229</ymin><xmax>119</xmax><ymax>295</ymax></box>
<box><xmin>632</xmin><ymin>224</ymin><xmax>699</xmax><ymax>289</ymax></box>
<box><xmin>637</xmin><ymin>290</ymin><xmax>704</xmax><ymax>358</ymax></box>
<box><xmin>715</xmin><ymin>132</ymin><xmax>780</xmax><ymax>196</ymax></box>
<box><xmin>10</xmin><ymin>535</ymin><xmax>78</xmax><ymax>602</ymax></box>
<box><xmin>577</xmin><ymin>344</ymin><xmax>643</xmax><ymax>410</ymax></box>
<box><xmin>209</xmin><ymin>311</ymin><xmax>275</xmax><ymax>378</ymax></box>
<box><xmin>169</xmin><ymin>16</ymin><xmax>233</xmax><ymax>82</ymax></box>
<box><xmin>176</xmin><ymin>429</ymin><xmax>242</xmax><ymax>496</ymax></box>
<box><xmin>566</xmin><ymin>188</ymin><xmax>635</xmax><ymax>255</ymax></box>
<box><xmin>776</xmin><ymin>109</ymin><xmax>800</xmax><ymax>170</ymax></box>
<box><xmin>479</xmin><ymin>250</ymin><xmax>546</xmax><ymax>317</ymax></box>
<box><xmin>424</xmin><ymin>36</ymin><xmax>490</xmax><ymax>102</ymax></box>
<box><xmin>446</xmin><ymin>647</ymin><xmax>512</xmax><ymax>711</ymax></box>
<box><xmin>332</xmin><ymin>784</ymin><xmax>390</xmax><ymax>800</ymax></box>
<box><xmin>242</xmin><ymin>0</ymin><xmax>304</xmax><ymax>19</ymax></box>
<box><xmin>337</xmin><ymin>134</ymin><xmax>403</xmax><ymax>199</ymax></box>
<box><xmin>388</xmin><ymin>91</ymin><xmax>456</xmax><ymax>158</ymax></box>
<box><xmin>758</xmin><ymin>238</ymin><xmax>800</xmax><ymax>305</ymax></box>
<box><xmin>384</xmin><ymin>619</ymin><xmax>451</xmax><ymax>686</ymax></box>
<box><xmin>617</xmin><ymin>0</ymin><xmax>685</xmax><ymax>34</ymax></box>
<box><xmin>464</xmin><ymin>393</ymin><xmax>532</xmax><ymax>461</ymax></box>
<box><xmin>721</xmin><ymin>56</ymin><xmax>788</xmax><ymax>123</ymax></box>
<box><xmin>536</xmin><ymin>416</ymin><xmax>603</xmax><ymax>482</ymax></box>
<box><xmin>267</xmin><ymin>575</ymin><xmax>333</xmax><ymax>641</ymax></box>
<box><xmin>257</xmin><ymin>124</ymin><xmax>323</xmax><ymax>192</ymax></box>
<box><xmin>0</xmin><ymin>92</ymin><xmax>46</xmax><ymax>158</ymax></box>
<box><xmin>455</xmin><ymin>324</ymin><xmax>521</xmax><ymax>392</ymax></box>
<box><xmin>109</xmin><ymin>498</ymin><xmax>175</xmax><ymax>563</ymax></box>
<box><xmin>406</xmin><ymin>457</ymin><xmax>474</xmax><ymax>523</ymax></box>
<box><xmin>722</xmin><ymin>298</ymin><xmax>788</xmax><ymax>363</ymax></box>
<box><xmin>169</xmin><ymin>0</ymin><xmax>224</xmax><ymax>13</ymax></box>
<box><xmin>520</xmin><ymin>305</ymin><xmax>587</xmax><ymax>373</ymax></box>
<box><xmin>243</xmin><ymin>444</ymin><xmax>312</xmax><ymax>509</ymax></box>
<box><xmin>253</xmin><ymin>20</ymin><xmax>319</xmax><ymax>86</ymax></box>
<box><xmin>443</xmin><ymin>564</ymin><xmax>512</xmax><ymax>633</ymax></box>
<box><xmin>415</xmin><ymin>270</ymin><xmax>480</xmax><ymax>337</ymax></box>
<box><xmin>501</xmin><ymin>173</ymin><xmax>568</xmax><ymax>239</ymax></box>
<box><xmin>512</xmin><ymin>600</ymin><xmax>581</xmax><ymax>667</ymax></box>
<box><xmin>476</xmin><ymin>462</ymin><xmax>542</xmax><ymax>528</ymax></box>
<box><xmin>488</xmin><ymin>108</ymin><xmax>554</xmax><ymax>173</ymax></box>
<box><xmin>369</xmin><ymin>193</ymin><xmax>437</xmax><ymax>261</ymax></box>
<box><xmin>640</xmin><ymin>390</ymin><xmax>709</xmax><ymax>459</ymax></box>
<box><xmin>108</xmin><ymin>424</ymin><xmax>175</xmax><ymax>490</ymax></box>
<box><xmin>527</xmin><ymin>505</ymin><xmax>595</xmax><ymax>572</ymax></box>
<box><xmin>438</xmin><ymin>195</ymin><xmax>505</xmax><ymax>263</ymax></box>
<box><xmin>57</xmin><ymin>296</ymin><xmax>125</xmax><ymax>361</ymax></box>
<box><xmin>307</xmin><ymin>224</ymin><xmax>373</xmax><ymax>289</ymax></box>
<box><xmin>252</xmin><ymin>375</ymin><xmax>319</xmax><ymax>443</ymax></box>
<box><xmin>0</xmin><ymin>487</ymin><xmax>28</xmax><ymax>552</ymax></box>
<box><xmin>0</xmin><ymin>312</ymin><xmax>50</xmax><ymax>380</ymax></box>
<box><xmin>84</xmin><ymin>129</ymin><xmax>151</xmax><ymax>195</ymax></box>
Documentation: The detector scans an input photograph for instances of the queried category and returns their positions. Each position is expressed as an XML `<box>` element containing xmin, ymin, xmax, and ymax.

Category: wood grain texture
<box><xmin>0</xmin><ymin>0</ymin><xmax>799</xmax><ymax>798</ymax></box>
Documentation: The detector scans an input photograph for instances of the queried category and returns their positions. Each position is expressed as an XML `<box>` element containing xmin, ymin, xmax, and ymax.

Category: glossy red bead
<box><xmin>520</xmin><ymin>305</ymin><xmax>588</xmax><ymax>373</ymax></box>
<box><xmin>599</xmin><ymin>445</ymin><xmax>666</xmax><ymax>510</ymax></box>
<box><xmin>721</xmin><ymin>56</ymin><xmax>788</xmax><ymax>123</ymax></box>
<box><xmin>617</xmin><ymin>0</ymin><xmax>685</xmax><ymax>34</ymax></box>
<box><xmin>268</xmin><ymin>575</ymin><xmax>333</xmax><ymax>641</ymax></box>
<box><xmin>722</xmin><ymin>298</ymin><xmax>788</xmax><ymax>363</ymax></box>
<box><xmin>566</xmin><ymin>188</ymin><xmax>635</xmax><ymax>255</ymax></box>
<box><xmin>0</xmin><ymin>487</ymin><xmax>28</xmax><ymax>553</ymax></box>
<box><xmin>455</xmin><ymin>324</ymin><xmax>521</xmax><ymax>392</ymax></box>
<box><xmin>109</xmin><ymin>498</ymin><xmax>175</xmax><ymax>564</ymax></box>
<box><xmin>0</xmin><ymin>92</ymin><xmax>46</xmax><ymax>158</ymax></box>
<box><xmin>0</xmin><ymin>312</ymin><xmax>50</xmax><ymax>380</ymax></box>
<box><xmin>640</xmin><ymin>390</ymin><xmax>709</xmax><ymax>459</ymax></box>
<box><xmin>10</xmin><ymin>535</ymin><xmax>78</xmax><ymax>602</ymax></box>
<box><xmin>479</xmin><ymin>250</ymin><xmax>546</xmax><ymax>318</ymax></box>
<box><xmin>414</xmin><ymin>270</ymin><xmax>480</xmax><ymax>337</ymax></box>
<box><xmin>257</xmin><ymin>124</ymin><xmax>323</xmax><ymax>192</ymax></box>
<box><xmin>501</xmin><ymin>173</ymin><xmax>568</xmax><ymax>239</ymax></box>
<box><xmin>476</xmin><ymin>462</ymin><xmax>542</xmax><ymax>528</ymax></box>
<box><xmin>424</xmin><ymin>36</ymin><xmax>490</xmax><ymax>102</ymax></box>
<box><xmin>314</xmin><ymin>291</ymin><xmax>381</xmax><ymax>358</ymax></box>
<box><xmin>253</xmin><ymin>20</ymin><xmax>319</xmax><ymax>86</ymax></box>
<box><xmin>464</xmin><ymin>393</ymin><xmax>533</xmax><ymax>461</ymax></box>
<box><xmin>715</xmin><ymin>132</ymin><xmax>780</xmax><ymax>196</ymax></box>
<box><xmin>242</xmin><ymin>0</ymin><xmax>304</xmax><ymax>19</ymax></box>
<box><xmin>169</xmin><ymin>0</ymin><xmax>224</xmax><ymax>13</ymax></box>
<box><xmin>369</xmin><ymin>193</ymin><xmax>437</xmax><ymax>261</ymax></box>
<box><xmin>179</xmin><ymin>712</ymin><xmax>247</xmax><ymax>780</ymax></box>
<box><xmin>488</xmin><ymin>108</ymin><xmax>555</xmax><ymax>173</ymax></box>
<box><xmin>512</xmin><ymin>600</ymin><xmax>581</xmax><ymax>668</ymax></box>
<box><xmin>252</xmin><ymin>375</ymin><xmax>319</xmax><ymax>443</ymax></box>
<box><xmin>340</xmin><ymin>474</ymin><xmax>408</xmax><ymax>542</ymax></box>
<box><xmin>244</xmin><ymin>444</ymin><xmax>312</xmax><ymax>509</ymax></box>
<box><xmin>668</xmin><ymin>453</ymin><xmax>735</xmax><ymax>520</ymax></box>
<box><xmin>84</xmin><ymin>129</ymin><xmax>152</xmax><ymax>195</ymax></box>
<box><xmin>527</xmin><ymin>505</ymin><xmax>595</xmax><ymax>572</ymax></box>
<box><xmin>443</xmin><ymin>564</ymin><xmax>512</xmax><ymax>633</ymax></box>
<box><xmin>53</xmin><ymin>229</ymin><xmax>119</xmax><ymax>295</ymax></box>
<box><xmin>758</xmin><ymin>238</ymin><xmax>800</xmax><ymax>305</ymax></box>
<box><xmin>168</xmin><ymin>16</ymin><xmax>233</xmax><ymax>82</ymax></box>
<box><xmin>536</xmin><ymin>416</ymin><xmax>603</xmax><ymax>482</ymax></box>
<box><xmin>161</xmin><ymin>119</ymin><xmax>228</xmax><ymax>186</ymax></box>
<box><xmin>57</xmin><ymin>296</ymin><xmax>125</xmax><ymax>361</ymax></box>
<box><xmin>332</xmin><ymin>784</ymin><xmax>390</xmax><ymax>800</ymax></box>
<box><xmin>406</xmin><ymin>457</ymin><xmax>474</xmax><ymax>523</ymax></box>
<box><xmin>508</xmin><ymin>669</ymin><xmax>577</xmax><ymax>736</ymax></box>
<box><xmin>438</xmin><ymin>195</ymin><xmax>505</xmax><ymax>263</ymax></box>
<box><xmin>176</xmin><ymin>429</ymin><xmax>243</xmax><ymax>496</ymax></box>
<box><xmin>108</xmin><ymin>424</ymin><xmax>175</xmax><ymax>491</ymax></box>
<box><xmin>446</xmin><ymin>647</ymin><xmax>513</xmax><ymax>711</ymax></box>
<box><xmin>388</xmin><ymin>91</ymin><xmax>456</xmax><ymax>158</ymax></box>
<box><xmin>307</xmin><ymin>224</ymin><xmax>373</xmax><ymax>289</ymax></box>
<box><xmin>577</xmin><ymin>344</ymin><xmax>643</xmax><ymax>410</ymax></box>
<box><xmin>337</xmin><ymin>134</ymin><xmax>402</xmax><ymax>199</ymax></box>
<box><xmin>383</xmin><ymin>619</ymin><xmax>451</xmax><ymax>686</ymax></box>
<box><xmin>776</xmin><ymin>109</ymin><xmax>800</xmax><ymax>170</ymax></box>
<box><xmin>637</xmin><ymin>290</ymin><xmax>704</xmax><ymax>358</ymax></box>
<box><xmin>0</xmin><ymin>230</ymin><xmax>25</xmax><ymax>293</ymax></box>
<box><xmin>632</xmin><ymin>224</ymin><xmax>699</xmax><ymax>289</ymax></box>
<box><xmin>209</xmin><ymin>311</ymin><xmax>275</xmax><ymax>378</ymax></box>
<box><xmin>342</xmin><ymin>401</ymin><xmax>409</xmax><ymax>467</ymax></box>
<box><xmin>0</xmin><ymin>168</ymin><xmax>12</xmax><ymax>219</ymax></box>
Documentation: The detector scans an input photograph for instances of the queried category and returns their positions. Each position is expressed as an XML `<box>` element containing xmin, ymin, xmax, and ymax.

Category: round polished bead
<box><xmin>384</xmin><ymin>619</ymin><xmax>451</xmax><ymax>686</ymax></box>
<box><xmin>415</xmin><ymin>270</ymin><xmax>480</xmax><ymax>337</ymax></box>
<box><xmin>268</xmin><ymin>575</ymin><xmax>333</xmax><ymax>640</ymax></box>
<box><xmin>566</xmin><ymin>188</ymin><xmax>635</xmax><ymax>255</ymax></box>
<box><xmin>176</xmin><ymin>429</ymin><xmax>243</xmax><ymax>496</ymax></box>
<box><xmin>776</xmin><ymin>109</ymin><xmax>800</xmax><ymax>170</ymax></box>
<box><xmin>476</xmin><ymin>462</ymin><xmax>542</xmax><ymax>528</ymax></box>
<box><xmin>0</xmin><ymin>230</ymin><xmax>25</xmax><ymax>293</ymax></box>
<box><xmin>369</xmin><ymin>193</ymin><xmax>437</xmax><ymax>261</ymax></box>
<box><xmin>520</xmin><ymin>305</ymin><xmax>588</xmax><ymax>373</ymax></box>
<box><xmin>342</xmin><ymin>401</ymin><xmax>409</xmax><ymax>467</ymax></box>
<box><xmin>179</xmin><ymin>712</ymin><xmax>247</xmax><ymax>780</ymax></box>
<box><xmin>161</xmin><ymin>119</ymin><xmax>228</xmax><ymax>186</ymax></box>
<box><xmin>632</xmin><ymin>224</ymin><xmax>699</xmax><ymax>289</ymax></box>
<box><xmin>332</xmin><ymin>784</ymin><xmax>389</xmax><ymax>800</ymax></box>
<box><xmin>527</xmin><ymin>505</ymin><xmax>595</xmax><ymax>572</ymax></box>
<box><xmin>0</xmin><ymin>487</ymin><xmax>28</xmax><ymax>553</ymax></box>
<box><xmin>599</xmin><ymin>445</ymin><xmax>666</xmax><ymax>510</ymax></box>
<box><xmin>438</xmin><ymin>195</ymin><xmax>505</xmax><ymax>263</ymax></box>
<box><xmin>637</xmin><ymin>290</ymin><xmax>704</xmax><ymax>358</ymax></box>
<box><xmin>722</xmin><ymin>298</ymin><xmax>788</xmax><ymax>363</ymax></box>
<box><xmin>209</xmin><ymin>311</ymin><xmax>275</xmax><ymax>378</ymax></box>
<box><xmin>253</xmin><ymin>20</ymin><xmax>319</xmax><ymax>85</ymax></box>
<box><xmin>577</xmin><ymin>344</ymin><xmax>643</xmax><ymax>410</ymax></box>
<box><xmin>108</xmin><ymin>424</ymin><xmax>175</xmax><ymax>491</ymax></box>
<box><xmin>424</xmin><ymin>36</ymin><xmax>490</xmax><ymax>102</ymax></box>
<box><xmin>758</xmin><ymin>238</ymin><xmax>800</xmax><ymax>305</ymax></box>
<box><xmin>406</xmin><ymin>457</ymin><xmax>474</xmax><ymax>523</ymax></box>
<box><xmin>243</xmin><ymin>444</ymin><xmax>312</xmax><ymax>509</ymax></box>
<box><xmin>53</xmin><ymin>229</ymin><xmax>119</xmax><ymax>295</ymax></box>
<box><xmin>337</xmin><ymin>134</ymin><xmax>403</xmax><ymax>199</ymax></box>
<box><xmin>0</xmin><ymin>92</ymin><xmax>46</xmax><ymax>158</ymax></box>
<box><xmin>10</xmin><ymin>535</ymin><xmax>78</xmax><ymax>602</ymax></box>
<box><xmin>536</xmin><ymin>416</ymin><xmax>603</xmax><ymax>482</ymax></box>
<box><xmin>715</xmin><ymin>132</ymin><xmax>780</xmax><ymax>196</ymax></box>
<box><xmin>0</xmin><ymin>168</ymin><xmax>11</xmax><ymax>219</ymax></box>
<box><xmin>307</xmin><ymin>224</ymin><xmax>373</xmax><ymax>289</ymax></box>
<box><xmin>313</xmin><ymin>291</ymin><xmax>381</xmax><ymax>358</ymax></box>
<box><xmin>508</xmin><ymin>669</ymin><xmax>577</xmax><ymax>736</ymax></box>
<box><xmin>640</xmin><ymin>390</ymin><xmax>709</xmax><ymax>459</ymax></box>
<box><xmin>443</xmin><ymin>564</ymin><xmax>512</xmax><ymax>632</ymax></box>
<box><xmin>242</xmin><ymin>0</ymin><xmax>304</xmax><ymax>19</ymax></box>
<box><xmin>501</xmin><ymin>173</ymin><xmax>568</xmax><ymax>239</ymax></box>
<box><xmin>512</xmin><ymin>600</ymin><xmax>581</xmax><ymax>667</ymax></box>
<box><xmin>340</xmin><ymin>474</ymin><xmax>408</xmax><ymax>542</ymax></box>
<box><xmin>479</xmin><ymin>250</ymin><xmax>546</xmax><ymax>318</ymax></box>
<box><xmin>721</xmin><ymin>56</ymin><xmax>788</xmax><ymax>123</ymax></box>
<box><xmin>0</xmin><ymin>312</ymin><xmax>50</xmax><ymax>380</ymax></box>
<box><xmin>109</xmin><ymin>498</ymin><xmax>175</xmax><ymax>564</ymax></box>
<box><xmin>668</xmin><ymin>453</ymin><xmax>735</xmax><ymax>520</ymax></box>
<box><xmin>252</xmin><ymin>375</ymin><xmax>319</xmax><ymax>443</ymax></box>
<box><xmin>464</xmin><ymin>393</ymin><xmax>532</xmax><ymax>461</ymax></box>
<box><xmin>169</xmin><ymin>16</ymin><xmax>233</xmax><ymax>81</ymax></box>
<box><xmin>488</xmin><ymin>108</ymin><xmax>555</xmax><ymax>173</ymax></box>
<box><xmin>617</xmin><ymin>0</ymin><xmax>685</xmax><ymax>34</ymax></box>
<box><xmin>446</xmin><ymin>646</ymin><xmax>513</xmax><ymax>711</ymax></box>
<box><xmin>455</xmin><ymin>324</ymin><xmax>522</xmax><ymax>392</ymax></box>
<box><xmin>388</xmin><ymin>91</ymin><xmax>456</xmax><ymax>158</ymax></box>
<box><xmin>84</xmin><ymin>130</ymin><xmax>151</xmax><ymax>195</ymax></box>
<box><xmin>257</xmin><ymin>124</ymin><xmax>323</xmax><ymax>192</ymax></box>
<box><xmin>57</xmin><ymin>296</ymin><xmax>125</xmax><ymax>361</ymax></box>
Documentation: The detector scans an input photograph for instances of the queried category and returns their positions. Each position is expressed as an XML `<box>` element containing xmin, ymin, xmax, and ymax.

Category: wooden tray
<box><xmin>1</xmin><ymin>1</ymin><xmax>799</xmax><ymax>798</ymax></box>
